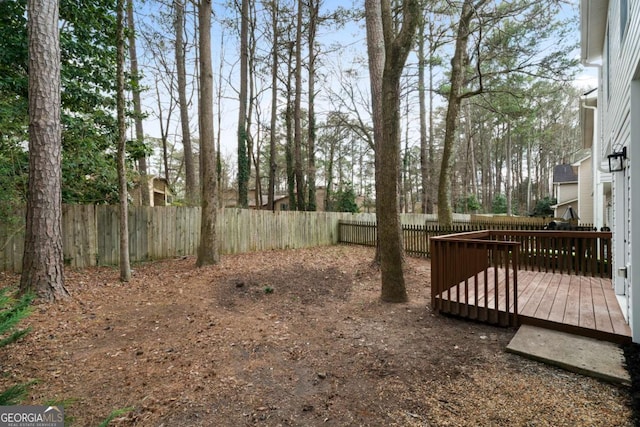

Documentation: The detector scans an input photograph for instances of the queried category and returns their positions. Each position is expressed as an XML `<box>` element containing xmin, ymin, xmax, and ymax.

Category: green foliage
<box><xmin>0</xmin><ymin>383</ymin><xmax>33</xmax><ymax>406</ymax></box>
<box><xmin>532</xmin><ymin>196</ymin><xmax>557</xmax><ymax>217</ymax></box>
<box><xmin>328</xmin><ymin>184</ymin><xmax>359</xmax><ymax>213</ymax></box>
<box><xmin>0</xmin><ymin>0</ymin><xmax>130</xmax><ymax>205</ymax></box>
<box><xmin>42</xmin><ymin>398</ymin><xmax>77</xmax><ymax>426</ymax></box>
<box><xmin>0</xmin><ymin>141</ymin><xmax>28</xmax><ymax>226</ymax></box>
<box><xmin>98</xmin><ymin>406</ymin><xmax>134</xmax><ymax>427</ymax></box>
<box><xmin>126</xmin><ymin>138</ymin><xmax>153</xmax><ymax>161</ymax></box>
<box><xmin>492</xmin><ymin>193</ymin><xmax>507</xmax><ymax>214</ymax></box>
<box><xmin>0</xmin><ymin>288</ymin><xmax>34</xmax><ymax>405</ymax></box>
<box><xmin>454</xmin><ymin>194</ymin><xmax>481</xmax><ymax>213</ymax></box>
<box><xmin>61</xmin><ymin>114</ymin><xmax>120</xmax><ymax>204</ymax></box>
<box><xmin>0</xmin><ymin>288</ymin><xmax>33</xmax><ymax>348</ymax></box>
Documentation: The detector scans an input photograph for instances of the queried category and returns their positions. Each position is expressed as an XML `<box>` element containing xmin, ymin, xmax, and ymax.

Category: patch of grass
<box><xmin>0</xmin><ymin>381</ymin><xmax>36</xmax><ymax>405</ymax></box>
<box><xmin>98</xmin><ymin>406</ymin><xmax>134</xmax><ymax>427</ymax></box>
<box><xmin>42</xmin><ymin>398</ymin><xmax>78</xmax><ymax>427</ymax></box>
<box><xmin>0</xmin><ymin>288</ymin><xmax>34</xmax><ymax>406</ymax></box>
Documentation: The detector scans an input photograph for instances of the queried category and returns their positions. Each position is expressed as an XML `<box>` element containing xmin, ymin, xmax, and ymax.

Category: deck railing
<box><xmin>489</xmin><ymin>230</ymin><xmax>612</xmax><ymax>277</ymax></box>
<box><xmin>338</xmin><ymin>221</ymin><xmax>612</xmax><ymax>277</ymax></box>
<box><xmin>430</xmin><ymin>230</ymin><xmax>613</xmax><ymax>327</ymax></box>
<box><xmin>430</xmin><ymin>231</ymin><xmax>520</xmax><ymax>326</ymax></box>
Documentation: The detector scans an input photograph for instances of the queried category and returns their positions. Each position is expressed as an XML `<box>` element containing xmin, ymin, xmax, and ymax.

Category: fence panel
<box><xmin>2</xmin><ymin>208</ymin><xmax>610</xmax><ymax>274</ymax></box>
<box><xmin>1</xmin><ymin>206</ymin><xmax>363</xmax><ymax>272</ymax></box>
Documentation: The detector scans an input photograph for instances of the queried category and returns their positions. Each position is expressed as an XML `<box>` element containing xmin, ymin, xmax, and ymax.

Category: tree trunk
<box><xmin>506</xmin><ymin>120</ymin><xmax>512</xmax><ymax>215</ymax></box>
<box><xmin>365</xmin><ymin>0</ymin><xmax>384</xmax><ymax>265</ymax></box>
<box><xmin>216</xmin><ymin>32</ymin><xmax>225</xmax><ymax>205</ymax></box>
<box><xmin>465</xmin><ymin>100</ymin><xmax>478</xmax><ymax>202</ymax></box>
<box><xmin>294</xmin><ymin>0</ymin><xmax>306</xmax><ymax>210</ymax></box>
<box><xmin>237</xmin><ymin>0</ymin><xmax>249</xmax><ymax>208</ymax></box>
<box><xmin>438</xmin><ymin>0</ymin><xmax>473</xmax><ymax>226</ymax></box>
<box><xmin>175</xmin><ymin>0</ymin><xmax>198</xmax><ymax>206</ymax></box>
<box><xmin>116</xmin><ymin>0</ymin><xmax>131</xmax><ymax>281</ymax></box>
<box><xmin>153</xmin><ymin>75</ymin><xmax>173</xmax><ymax>185</ymax></box>
<box><xmin>267</xmin><ymin>0</ymin><xmax>279</xmax><ymax>211</ymax></box>
<box><xmin>306</xmin><ymin>0</ymin><xmax>319</xmax><ymax>211</ymax></box>
<box><xmin>285</xmin><ymin>41</ymin><xmax>296</xmax><ymax>211</ymax></box>
<box><xmin>21</xmin><ymin>0</ymin><xmax>69</xmax><ymax>300</ymax></box>
<box><xmin>196</xmin><ymin>0</ymin><xmax>219</xmax><ymax>266</ymax></box>
<box><xmin>418</xmin><ymin>16</ymin><xmax>428</xmax><ymax>214</ymax></box>
<box><xmin>366</xmin><ymin>0</ymin><xmax>419</xmax><ymax>302</ymax></box>
<box><xmin>247</xmin><ymin>1</ymin><xmax>257</xmax><ymax>208</ymax></box>
<box><xmin>427</xmin><ymin>20</ymin><xmax>436</xmax><ymax>215</ymax></box>
<box><xmin>127</xmin><ymin>0</ymin><xmax>150</xmax><ymax>207</ymax></box>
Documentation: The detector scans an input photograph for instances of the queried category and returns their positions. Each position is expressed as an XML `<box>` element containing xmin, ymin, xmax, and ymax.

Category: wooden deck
<box><xmin>434</xmin><ymin>268</ymin><xmax>631</xmax><ymax>344</ymax></box>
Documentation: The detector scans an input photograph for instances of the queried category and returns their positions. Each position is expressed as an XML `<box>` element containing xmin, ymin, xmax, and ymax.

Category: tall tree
<box><xmin>293</xmin><ymin>0</ymin><xmax>306</xmax><ymax>210</ymax></box>
<box><xmin>116</xmin><ymin>0</ymin><xmax>131</xmax><ymax>281</ymax></box>
<box><xmin>21</xmin><ymin>0</ymin><xmax>69</xmax><ymax>300</ymax></box>
<box><xmin>306</xmin><ymin>0</ymin><xmax>320</xmax><ymax>211</ymax></box>
<box><xmin>237</xmin><ymin>0</ymin><xmax>250</xmax><ymax>208</ymax></box>
<box><xmin>174</xmin><ymin>0</ymin><xmax>199</xmax><ymax>206</ymax></box>
<box><xmin>267</xmin><ymin>0</ymin><xmax>279</xmax><ymax>211</ymax></box>
<box><xmin>438</xmin><ymin>0</ymin><xmax>479</xmax><ymax>226</ymax></box>
<box><xmin>127</xmin><ymin>0</ymin><xmax>150</xmax><ymax>206</ymax></box>
<box><xmin>437</xmin><ymin>0</ymin><xmax>577</xmax><ymax>224</ymax></box>
<box><xmin>196</xmin><ymin>0</ymin><xmax>219</xmax><ymax>266</ymax></box>
<box><xmin>365</xmin><ymin>0</ymin><xmax>419</xmax><ymax>302</ymax></box>
<box><xmin>285</xmin><ymin>39</ymin><xmax>297</xmax><ymax>211</ymax></box>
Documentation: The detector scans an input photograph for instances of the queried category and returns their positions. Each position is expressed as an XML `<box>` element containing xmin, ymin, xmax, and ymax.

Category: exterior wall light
<box><xmin>608</xmin><ymin>146</ymin><xmax>627</xmax><ymax>172</ymax></box>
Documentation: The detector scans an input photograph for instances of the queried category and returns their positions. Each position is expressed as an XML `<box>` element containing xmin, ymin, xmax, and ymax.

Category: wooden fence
<box><xmin>338</xmin><ymin>219</ymin><xmax>575</xmax><ymax>257</ymax></box>
<box><xmin>0</xmin><ymin>206</ymin><xmax>362</xmax><ymax>273</ymax></box>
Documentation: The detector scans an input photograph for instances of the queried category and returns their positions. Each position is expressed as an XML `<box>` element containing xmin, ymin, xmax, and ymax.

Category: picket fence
<box><xmin>0</xmin><ymin>206</ymin><xmax>368</xmax><ymax>273</ymax></box>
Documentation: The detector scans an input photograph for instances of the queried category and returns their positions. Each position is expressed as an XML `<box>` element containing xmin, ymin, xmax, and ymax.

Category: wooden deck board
<box><xmin>519</xmin><ymin>272</ymin><xmax>553</xmax><ymax>317</ymax></box>
<box><xmin>563</xmin><ymin>274</ymin><xmax>581</xmax><ymax>327</ymax></box>
<box><xmin>547</xmin><ymin>275</ymin><xmax>570</xmax><ymax>323</ymax></box>
<box><xmin>590</xmin><ymin>277</ymin><xmax>614</xmax><ymax>334</ymax></box>
<box><xmin>434</xmin><ymin>268</ymin><xmax>631</xmax><ymax>343</ymax></box>
<box><xmin>579</xmin><ymin>276</ymin><xmax>596</xmax><ymax>330</ymax></box>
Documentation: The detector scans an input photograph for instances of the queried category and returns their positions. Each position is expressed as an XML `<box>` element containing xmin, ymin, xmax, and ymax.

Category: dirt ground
<box><xmin>0</xmin><ymin>245</ymin><xmax>634</xmax><ymax>426</ymax></box>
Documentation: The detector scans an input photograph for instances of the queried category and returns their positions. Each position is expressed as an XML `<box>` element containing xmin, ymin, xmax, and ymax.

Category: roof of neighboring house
<box><xmin>553</xmin><ymin>164</ymin><xmax>579</xmax><ymax>184</ymax></box>
<box><xmin>571</xmin><ymin>148</ymin><xmax>592</xmax><ymax>165</ymax></box>
<box><xmin>248</xmin><ymin>194</ymin><xmax>288</xmax><ymax>208</ymax></box>
<box><xmin>551</xmin><ymin>198</ymin><xmax>579</xmax><ymax>209</ymax></box>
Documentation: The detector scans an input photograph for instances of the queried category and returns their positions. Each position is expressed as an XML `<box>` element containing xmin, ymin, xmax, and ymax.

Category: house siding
<box><xmin>578</xmin><ymin>156</ymin><xmax>595</xmax><ymax>224</ymax></box>
<box><xmin>593</xmin><ymin>0</ymin><xmax>640</xmax><ymax>341</ymax></box>
<box><xmin>555</xmin><ymin>183</ymin><xmax>578</xmax><ymax>204</ymax></box>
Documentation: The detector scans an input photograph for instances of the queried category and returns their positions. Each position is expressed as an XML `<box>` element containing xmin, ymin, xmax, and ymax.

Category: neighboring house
<box><xmin>581</xmin><ymin>0</ymin><xmax>640</xmax><ymax>342</ymax></box>
<box><xmin>223</xmin><ymin>188</ymin><xmax>303</xmax><ymax>210</ymax></box>
<box><xmin>551</xmin><ymin>149</ymin><xmax>597</xmax><ymax>225</ymax></box>
<box><xmin>223</xmin><ymin>187</ymin><xmax>353</xmax><ymax>212</ymax></box>
<box><xmin>551</xmin><ymin>164</ymin><xmax>579</xmax><ymax>220</ymax></box>
<box><xmin>131</xmin><ymin>176</ymin><xmax>172</xmax><ymax>207</ymax></box>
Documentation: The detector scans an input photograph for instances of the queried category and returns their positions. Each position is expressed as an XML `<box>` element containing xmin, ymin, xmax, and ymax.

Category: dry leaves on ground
<box><xmin>0</xmin><ymin>245</ymin><xmax>633</xmax><ymax>426</ymax></box>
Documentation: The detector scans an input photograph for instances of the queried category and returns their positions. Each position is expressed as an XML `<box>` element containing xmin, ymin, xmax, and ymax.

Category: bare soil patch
<box><xmin>0</xmin><ymin>245</ymin><xmax>633</xmax><ymax>426</ymax></box>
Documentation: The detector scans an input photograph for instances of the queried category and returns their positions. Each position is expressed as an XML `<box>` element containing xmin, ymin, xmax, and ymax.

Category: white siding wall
<box><xmin>599</xmin><ymin>1</ymin><xmax>640</xmax><ymax>341</ymax></box>
<box><xmin>578</xmin><ymin>157</ymin><xmax>594</xmax><ymax>224</ymax></box>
